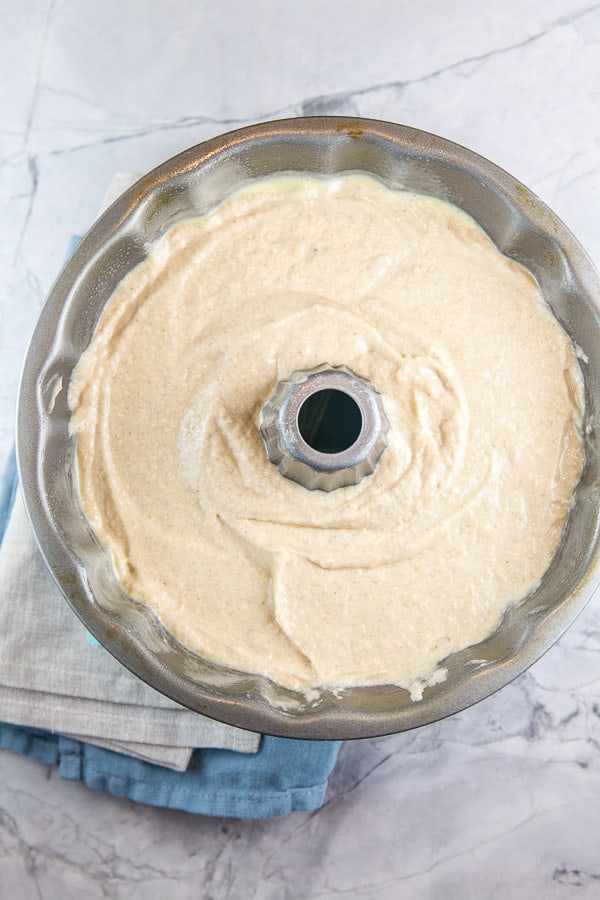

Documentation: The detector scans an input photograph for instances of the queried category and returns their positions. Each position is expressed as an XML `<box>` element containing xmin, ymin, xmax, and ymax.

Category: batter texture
<box><xmin>68</xmin><ymin>174</ymin><xmax>585</xmax><ymax>699</ymax></box>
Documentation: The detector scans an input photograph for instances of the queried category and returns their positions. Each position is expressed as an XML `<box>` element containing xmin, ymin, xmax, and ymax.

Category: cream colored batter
<box><xmin>68</xmin><ymin>174</ymin><xmax>585</xmax><ymax>700</ymax></box>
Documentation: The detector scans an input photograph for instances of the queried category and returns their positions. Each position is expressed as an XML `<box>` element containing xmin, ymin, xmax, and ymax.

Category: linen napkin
<box><xmin>0</xmin><ymin>724</ymin><xmax>341</xmax><ymax>817</ymax></box>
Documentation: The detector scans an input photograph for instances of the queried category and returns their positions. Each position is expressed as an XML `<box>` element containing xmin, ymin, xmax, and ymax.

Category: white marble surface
<box><xmin>2</xmin><ymin>1</ymin><xmax>600</xmax><ymax>897</ymax></box>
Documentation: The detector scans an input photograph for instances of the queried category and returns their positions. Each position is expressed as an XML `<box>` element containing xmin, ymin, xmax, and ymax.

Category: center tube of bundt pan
<box><xmin>259</xmin><ymin>364</ymin><xmax>389</xmax><ymax>492</ymax></box>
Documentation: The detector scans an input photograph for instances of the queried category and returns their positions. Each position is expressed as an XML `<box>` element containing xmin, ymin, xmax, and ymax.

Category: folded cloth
<box><xmin>0</xmin><ymin>450</ymin><xmax>259</xmax><ymax>769</ymax></box>
<box><xmin>0</xmin><ymin>725</ymin><xmax>341</xmax><ymax>818</ymax></box>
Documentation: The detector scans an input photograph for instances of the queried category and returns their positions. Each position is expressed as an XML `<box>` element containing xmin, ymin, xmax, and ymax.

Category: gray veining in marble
<box><xmin>2</xmin><ymin>1</ymin><xmax>600</xmax><ymax>897</ymax></box>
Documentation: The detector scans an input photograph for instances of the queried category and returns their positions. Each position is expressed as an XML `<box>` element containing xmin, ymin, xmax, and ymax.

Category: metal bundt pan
<box><xmin>17</xmin><ymin>118</ymin><xmax>600</xmax><ymax>739</ymax></box>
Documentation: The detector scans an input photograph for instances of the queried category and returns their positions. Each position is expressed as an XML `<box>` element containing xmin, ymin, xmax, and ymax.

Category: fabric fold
<box><xmin>0</xmin><ymin>724</ymin><xmax>340</xmax><ymax>817</ymax></box>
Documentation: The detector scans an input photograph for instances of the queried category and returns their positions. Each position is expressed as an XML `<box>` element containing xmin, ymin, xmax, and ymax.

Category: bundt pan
<box><xmin>16</xmin><ymin>118</ymin><xmax>600</xmax><ymax>739</ymax></box>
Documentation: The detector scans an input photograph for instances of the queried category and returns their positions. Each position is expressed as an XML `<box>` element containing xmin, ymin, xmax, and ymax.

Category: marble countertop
<box><xmin>2</xmin><ymin>1</ymin><xmax>600</xmax><ymax>897</ymax></box>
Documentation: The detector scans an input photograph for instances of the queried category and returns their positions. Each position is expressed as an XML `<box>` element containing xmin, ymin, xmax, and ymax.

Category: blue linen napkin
<box><xmin>0</xmin><ymin>445</ymin><xmax>341</xmax><ymax>819</ymax></box>
<box><xmin>0</xmin><ymin>724</ymin><xmax>340</xmax><ymax>818</ymax></box>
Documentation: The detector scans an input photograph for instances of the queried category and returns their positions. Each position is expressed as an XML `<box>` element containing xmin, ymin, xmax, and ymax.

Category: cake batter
<box><xmin>68</xmin><ymin>174</ymin><xmax>585</xmax><ymax>699</ymax></box>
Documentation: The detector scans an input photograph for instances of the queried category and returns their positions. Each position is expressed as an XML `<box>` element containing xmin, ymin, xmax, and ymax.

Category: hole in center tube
<box><xmin>297</xmin><ymin>389</ymin><xmax>363</xmax><ymax>454</ymax></box>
